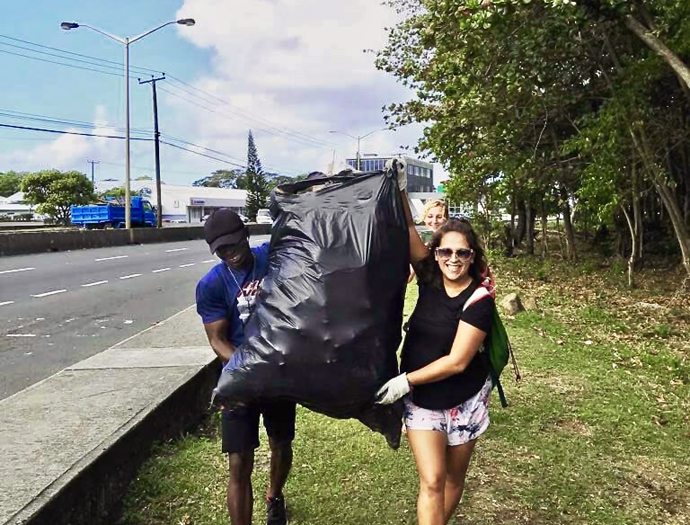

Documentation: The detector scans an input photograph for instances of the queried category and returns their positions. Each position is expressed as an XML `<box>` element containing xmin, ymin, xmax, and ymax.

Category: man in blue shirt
<box><xmin>197</xmin><ymin>209</ymin><xmax>295</xmax><ymax>525</ymax></box>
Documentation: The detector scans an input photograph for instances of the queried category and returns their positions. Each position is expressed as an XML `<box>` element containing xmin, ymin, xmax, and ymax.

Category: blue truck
<box><xmin>70</xmin><ymin>197</ymin><xmax>156</xmax><ymax>228</ymax></box>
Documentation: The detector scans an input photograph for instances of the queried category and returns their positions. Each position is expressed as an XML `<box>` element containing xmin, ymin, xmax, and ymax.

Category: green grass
<box><xmin>119</xmin><ymin>258</ymin><xmax>690</xmax><ymax>525</ymax></box>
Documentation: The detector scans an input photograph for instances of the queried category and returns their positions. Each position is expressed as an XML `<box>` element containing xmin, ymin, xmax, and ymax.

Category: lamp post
<box><xmin>328</xmin><ymin>129</ymin><xmax>382</xmax><ymax>171</ymax></box>
<box><xmin>61</xmin><ymin>18</ymin><xmax>195</xmax><ymax>228</ymax></box>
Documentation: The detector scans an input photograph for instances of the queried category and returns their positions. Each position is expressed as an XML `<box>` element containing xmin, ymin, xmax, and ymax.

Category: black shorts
<box><xmin>221</xmin><ymin>401</ymin><xmax>296</xmax><ymax>454</ymax></box>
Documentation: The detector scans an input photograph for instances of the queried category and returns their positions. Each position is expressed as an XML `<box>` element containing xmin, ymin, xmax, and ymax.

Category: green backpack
<box><xmin>464</xmin><ymin>286</ymin><xmax>521</xmax><ymax>407</ymax></box>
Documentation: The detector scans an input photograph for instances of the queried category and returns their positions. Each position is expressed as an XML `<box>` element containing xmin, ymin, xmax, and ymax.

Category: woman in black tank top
<box><xmin>376</xmin><ymin>181</ymin><xmax>493</xmax><ymax>525</ymax></box>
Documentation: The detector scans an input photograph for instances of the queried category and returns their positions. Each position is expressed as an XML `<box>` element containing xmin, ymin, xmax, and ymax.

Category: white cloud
<box><xmin>169</xmin><ymin>0</ymin><xmax>446</xmax><ymax>179</ymax></box>
<box><xmin>0</xmin><ymin>2</ymin><xmax>449</xmax><ymax>185</ymax></box>
<box><xmin>0</xmin><ymin>105</ymin><xmax>128</xmax><ymax>174</ymax></box>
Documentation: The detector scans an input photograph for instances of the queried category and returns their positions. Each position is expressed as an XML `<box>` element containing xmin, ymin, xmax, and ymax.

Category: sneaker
<box><xmin>266</xmin><ymin>494</ymin><xmax>288</xmax><ymax>525</ymax></box>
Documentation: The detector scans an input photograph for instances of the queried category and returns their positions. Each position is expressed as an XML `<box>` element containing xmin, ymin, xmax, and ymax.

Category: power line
<box><xmin>0</xmin><ymin>108</ymin><xmax>151</xmax><ymax>136</ymax></box>
<box><xmin>159</xmin><ymin>84</ymin><xmax>334</xmax><ymax>151</ymax></box>
<box><xmin>0</xmin><ymin>122</ymin><xmax>152</xmax><ymax>140</ymax></box>
<box><xmin>166</xmin><ymin>75</ymin><xmax>340</xmax><ymax>148</ymax></box>
<box><xmin>0</xmin><ymin>121</ymin><xmax>299</xmax><ymax>175</ymax></box>
<box><xmin>0</xmin><ymin>48</ymin><xmax>124</xmax><ymax>77</ymax></box>
<box><xmin>0</xmin><ymin>33</ymin><xmax>161</xmax><ymax>76</ymax></box>
<box><xmin>0</xmin><ymin>32</ymin><xmax>338</xmax><ymax>153</ymax></box>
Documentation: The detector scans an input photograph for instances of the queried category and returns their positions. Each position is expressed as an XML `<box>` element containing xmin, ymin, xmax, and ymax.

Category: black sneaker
<box><xmin>266</xmin><ymin>495</ymin><xmax>288</xmax><ymax>525</ymax></box>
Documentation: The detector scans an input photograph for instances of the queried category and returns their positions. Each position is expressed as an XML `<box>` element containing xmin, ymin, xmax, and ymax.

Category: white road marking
<box><xmin>202</xmin><ymin>259</ymin><xmax>215</xmax><ymax>263</ymax></box>
<box><xmin>0</xmin><ymin>301</ymin><xmax>15</xmax><ymax>307</ymax></box>
<box><xmin>120</xmin><ymin>273</ymin><xmax>142</xmax><ymax>280</ymax></box>
<box><xmin>95</xmin><ymin>255</ymin><xmax>128</xmax><ymax>262</ymax></box>
<box><xmin>0</xmin><ymin>267</ymin><xmax>35</xmax><ymax>275</ymax></box>
<box><xmin>179</xmin><ymin>263</ymin><xmax>195</xmax><ymax>268</ymax></box>
<box><xmin>152</xmin><ymin>268</ymin><xmax>171</xmax><ymax>273</ymax></box>
<box><xmin>7</xmin><ymin>334</ymin><xmax>36</xmax><ymax>337</ymax></box>
<box><xmin>82</xmin><ymin>280</ymin><xmax>108</xmax><ymax>288</ymax></box>
<box><xmin>32</xmin><ymin>289</ymin><xmax>67</xmax><ymax>298</ymax></box>
<box><xmin>165</xmin><ymin>248</ymin><xmax>188</xmax><ymax>253</ymax></box>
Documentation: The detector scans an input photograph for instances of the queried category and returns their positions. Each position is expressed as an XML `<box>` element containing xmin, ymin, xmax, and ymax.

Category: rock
<box><xmin>523</xmin><ymin>296</ymin><xmax>538</xmax><ymax>311</ymax></box>
<box><xmin>499</xmin><ymin>293</ymin><xmax>524</xmax><ymax>315</ymax></box>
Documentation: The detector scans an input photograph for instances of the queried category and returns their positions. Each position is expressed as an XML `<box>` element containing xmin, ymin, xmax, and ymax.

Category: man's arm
<box><xmin>203</xmin><ymin>318</ymin><xmax>236</xmax><ymax>363</ymax></box>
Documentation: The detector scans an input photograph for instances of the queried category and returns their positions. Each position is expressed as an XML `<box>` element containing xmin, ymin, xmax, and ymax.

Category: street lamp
<box><xmin>329</xmin><ymin>129</ymin><xmax>383</xmax><ymax>171</ymax></box>
<box><xmin>61</xmin><ymin>18</ymin><xmax>195</xmax><ymax>228</ymax></box>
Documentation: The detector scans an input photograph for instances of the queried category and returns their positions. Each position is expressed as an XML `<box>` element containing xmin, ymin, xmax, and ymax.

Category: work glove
<box><xmin>385</xmin><ymin>158</ymin><xmax>407</xmax><ymax>191</ymax></box>
<box><xmin>375</xmin><ymin>373</ymin><xmax>411</xmax><ymax>404</ymax></box>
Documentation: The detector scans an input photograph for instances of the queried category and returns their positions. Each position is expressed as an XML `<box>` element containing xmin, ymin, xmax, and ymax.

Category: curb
<box><xmin>9</xmin><ymin>359</ymin><xmax>220</xmax><ymax>525</ymax></box>
<box><xmin>1</xmin><ymin>307</ymin><xmax>218</xmax><ymax>525</ymax></box>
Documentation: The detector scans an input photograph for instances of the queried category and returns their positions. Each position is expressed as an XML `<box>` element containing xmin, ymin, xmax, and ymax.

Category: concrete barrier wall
<box><xmin>0</xmin><ymin>224</ymin><xmax>271</xmax><ymax>257</ymax></box>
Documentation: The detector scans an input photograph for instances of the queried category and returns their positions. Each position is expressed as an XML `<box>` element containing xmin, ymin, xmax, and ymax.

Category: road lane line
<box><xmin>120</xmin><ymin>274</ymin><xmax>142</xmax><ymax>280</ymax></box>
<box><xmin>202</xmin><ymin>259</ymin><xmax>215</xmax><ymax>263</ymax></box>
<box><xmin>7</xmin><ymin>334</ymin><xmax>36</xmax><ymax>337</ymax></box>
<box><xmin>0</xmin><ymin>301</ymin><xmax>15</xmax><ymax>307</ymax></box>
<box><xmin>165</xmin><ymin>248</ymin><xmax>188</xmax><ymax>253</ymax></box>
<box><xmin>152</xmin><ymin>268</ymin><xmax>171</xmax><ymax>273</ymax></box>
<box><xmin>179</xmin><ymin>263</ymin><xmax>195</xmax><ymax>268</ymax></box>
<box><xmin>0</xmin><ymin>267</ymin><xmax>35</xmax><ymax>275</ymax></box>
<box><xmin>31</xmin><ymin>289</ymin><xmax>67</xmax><ymax>298</ymax></box>
<box><xmin>95</xmin><ymin>255</ymin><xmax>128</xmax><ymax>262</ymax></box>
<box><xmin>82</xmin><ymin>280</ymin><xmax>108</xmax><ymax>288</ymax></box>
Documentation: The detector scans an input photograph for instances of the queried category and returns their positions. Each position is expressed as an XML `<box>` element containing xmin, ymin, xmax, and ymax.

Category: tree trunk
<box><xmin>525</xmin><ymin>200</ymin><xmax>535</xmax><ymax>255</ymax></box>
<box><xmin>541</xmin><ymin>207</ymin><xmax>549</xmax><ymax>257</ymax></box>
<box><xmin>515</xmin><ymin>200</ymin><xmax>527</xmax><ymax>246</ymax></box>
<box><xmin>631</xmin><ymin>129</ymin><xmax>690</xmax><ymax>277</ymax></box>
<box><xmin>620</xmin><ymin>204</ymin><xmax>637</xmax><ymax>288</ymax></box>
<box><xmin>631</xmin><ymin>163</ymin><xmax>644</xmax><ymax>263</ymax></box>
<box><xmin>625</xmin><ymin>15</ymin><xmax>690</xmax><ymax>92</ymax></box>
<box><xmin>560</xmin><ymin>185</ymin><xmax>577</xmax><ymax>260</ymax></box>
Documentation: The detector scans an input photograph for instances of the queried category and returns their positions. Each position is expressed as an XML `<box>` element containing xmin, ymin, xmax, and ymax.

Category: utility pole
<box><xmin>87</xmin><ymin>159</ymin><xmax>100</xmax><ymax>185</ymax></box>
<box><xmin>139</xmin><ymin>74</ymin><xmax>165</xmax><ymax>228</ymax></box>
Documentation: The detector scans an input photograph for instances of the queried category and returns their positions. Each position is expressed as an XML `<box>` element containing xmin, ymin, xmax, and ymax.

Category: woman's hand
<box><xmin>385</xmin><ymin>158</ymin><xmax>407</xmax><ymax>191</ymax></box>
<box><xmin>375</xmin><ymin>373</ymin><xmax>411</xmax><ymax>404</ymax></box>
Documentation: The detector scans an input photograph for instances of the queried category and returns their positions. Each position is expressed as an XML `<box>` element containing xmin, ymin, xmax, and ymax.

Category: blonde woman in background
<box><xmin>411</xmin><ymin>200</ymin><xmax>449</xmax><ymax>281</ymax></box>
<box><xmin>420</xmin><ymin>199</ymin><xmax>448</xmax><ymax>238</ymax></box>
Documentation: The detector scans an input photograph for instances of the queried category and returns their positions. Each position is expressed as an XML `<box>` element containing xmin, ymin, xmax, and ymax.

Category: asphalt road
<box><xmin>0</xmin><ymin>236</ymin><xmax>269</xmax><ymax>400</ymax></box>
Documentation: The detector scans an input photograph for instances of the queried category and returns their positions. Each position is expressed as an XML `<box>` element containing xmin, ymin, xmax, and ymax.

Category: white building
<box><xmin>95</xmin><ymin>180</ymin><xmax>247</xmax><ymax>223</ymax></box>
<box><xmin>0</xmin><ymin>191</ymin><xmax>34</xmax><ymax>218</ymax></box>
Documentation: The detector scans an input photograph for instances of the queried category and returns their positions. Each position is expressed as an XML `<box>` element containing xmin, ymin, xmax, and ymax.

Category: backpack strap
<box><xmin>463</xmin><ymin>285</ymin><xmax>491</xmax><ymax>312</ymax></box>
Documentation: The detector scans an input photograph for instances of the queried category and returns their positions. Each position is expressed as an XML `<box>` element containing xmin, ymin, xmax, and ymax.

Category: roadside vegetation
<box><xmin>118</xmin><ymin>242</ymin><xmax>690</xmax><ymax>525</ymax></box>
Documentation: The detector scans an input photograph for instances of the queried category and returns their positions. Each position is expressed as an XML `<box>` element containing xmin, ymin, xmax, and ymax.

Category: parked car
<box><xmin>255</xmin><ymin>209</ymin><xmax>273</xmax><ymax>224</ymax></box>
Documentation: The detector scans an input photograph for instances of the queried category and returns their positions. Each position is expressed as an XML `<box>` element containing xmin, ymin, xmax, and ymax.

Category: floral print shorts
<box><xmin>403</xmin><ymin>378</ymin><xmax>492</xmax><ymax>446</ymax></box>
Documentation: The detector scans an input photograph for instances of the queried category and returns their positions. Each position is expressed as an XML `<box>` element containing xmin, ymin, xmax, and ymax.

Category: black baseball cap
<box><xmin>204</xmin><ymin>209</ymin><xmax>248</xmax><ymax>254</ymax></box>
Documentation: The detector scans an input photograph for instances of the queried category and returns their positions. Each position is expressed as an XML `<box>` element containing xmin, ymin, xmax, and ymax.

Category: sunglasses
<box><xmin>435</xmin><ymin>247</ymin><xmax>474</xmax><ymax>261</ymax></box>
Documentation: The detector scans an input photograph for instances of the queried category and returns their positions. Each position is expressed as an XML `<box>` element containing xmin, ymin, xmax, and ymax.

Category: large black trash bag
<box><xmin>214</xmin><ymin>169</ymin><xmax>409</xmax><ymax>448</ymax></box>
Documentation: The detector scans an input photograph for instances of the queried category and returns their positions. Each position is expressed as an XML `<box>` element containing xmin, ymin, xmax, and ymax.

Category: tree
<box><xmin>135</xmin><ymin>175</ymin><xmax>152</xmax><ymax>181</ymax></box>
<box><xmin>0</xmin><ymin>171</ymin><xmax>26</xmax><ymax>197</ymax></box>
<box><xmin>377</xmin><ymin>0</ymin><xmax>690</xmax><ymax>276</ymax></box>
<box><xmin>243</xmin><ymin>131</ymin><xmax>270</xmax><ymax>221</ymax></box>
<box><xmin>99</xmin><ymin>187</ymin><xmax>126</xmax><ymax>202</ymax></box>
<box><xmin>193</xmin><ymin>169</ymin><xmax>247</xmax><ymax>189</ymax></box>
<box><xmin>21</xmin><ymin>170</ymin><xmax>94</xmax><ymax>224</ymax></box>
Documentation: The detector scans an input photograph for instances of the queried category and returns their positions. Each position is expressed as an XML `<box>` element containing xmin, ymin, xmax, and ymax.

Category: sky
<box><xmin>0</xmin><ymin>0</ymin><xmax>446</xmax><ymax>187</ymax></box>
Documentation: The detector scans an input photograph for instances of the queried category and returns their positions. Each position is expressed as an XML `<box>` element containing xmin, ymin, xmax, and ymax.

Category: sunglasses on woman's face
<box><xmin>435</xmin><ymin>247</ymin><xmax>474</xmax><ymax>261</ymax></box>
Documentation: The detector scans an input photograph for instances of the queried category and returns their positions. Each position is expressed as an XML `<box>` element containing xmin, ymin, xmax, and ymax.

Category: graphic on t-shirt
<box><xmin>236</xmin><ymin>278</ymin><xmax>263</xmax><ymax>324</ymax></box>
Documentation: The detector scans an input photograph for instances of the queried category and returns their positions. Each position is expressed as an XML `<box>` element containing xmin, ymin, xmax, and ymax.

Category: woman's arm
<box><xmin>401</xmin><ymin>189</ymin><xmax>430</xmax><ymax>265</ymax></box>
<box><xmin>406</xmin><ymin>321</ymin><xmax>487</xmax><ymax>386</ymax></box>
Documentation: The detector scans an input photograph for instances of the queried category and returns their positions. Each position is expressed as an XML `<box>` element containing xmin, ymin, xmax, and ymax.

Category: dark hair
<box><xmin>416</xmin><ymin>218</ymin><xmax>488</xmax><ymax>287</ymax></box>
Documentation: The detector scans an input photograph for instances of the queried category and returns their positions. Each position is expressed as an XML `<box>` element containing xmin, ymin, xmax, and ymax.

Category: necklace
<box><xmin>227</xmin><ymin>257</ymin><xmax>256</xmax><ymax>316</ymax></box>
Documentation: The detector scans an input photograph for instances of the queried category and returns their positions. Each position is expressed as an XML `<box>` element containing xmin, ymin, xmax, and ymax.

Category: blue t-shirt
<box><xmin>196</xmin><ymin>242</ymin><xmax>270</xmax><ymax>348</ymax></box>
